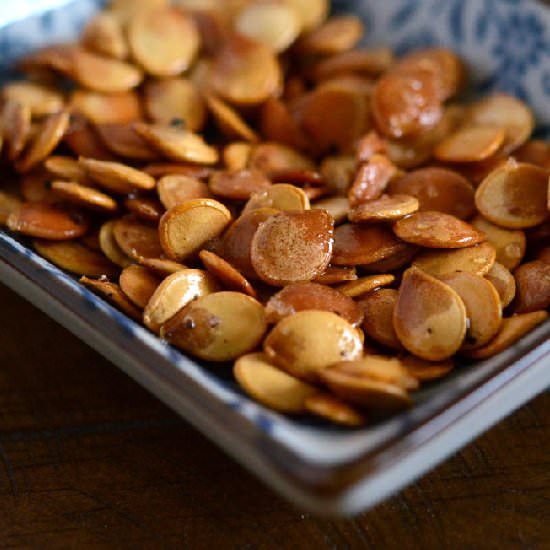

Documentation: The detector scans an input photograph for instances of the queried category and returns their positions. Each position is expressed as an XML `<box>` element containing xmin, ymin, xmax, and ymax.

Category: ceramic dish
<box><xmin>0</xmin><ymin>0</ymin><xmax>549</xmax><ymax>517</ymax></box>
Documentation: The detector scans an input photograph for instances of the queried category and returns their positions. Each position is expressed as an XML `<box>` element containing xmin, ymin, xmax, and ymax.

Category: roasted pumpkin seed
<box><xmin>234</xmin><ymin>353</ymin><xmax>317</xmax><ymax>414</ymax></box>
<box><xmin>264</xmin><ymin>310</ymin><xmax>363</xmax><ymax>382</ymax></box>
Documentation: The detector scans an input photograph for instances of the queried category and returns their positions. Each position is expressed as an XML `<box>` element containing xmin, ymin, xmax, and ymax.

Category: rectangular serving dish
<box><xmin>1</xmin><ymin>0</ymin><xmax>549</xmax><ymax>517</ymax></box>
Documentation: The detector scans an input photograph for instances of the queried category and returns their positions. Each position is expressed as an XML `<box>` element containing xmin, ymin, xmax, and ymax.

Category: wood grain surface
<box><xmin>0</xmin><ymin>281</ymin><xmax>549</xmax><ymax>549</ymax></box>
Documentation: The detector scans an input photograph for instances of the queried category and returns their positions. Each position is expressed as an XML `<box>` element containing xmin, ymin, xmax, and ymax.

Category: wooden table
<box><xmin>1</xmin><ymin>282</ymin><xmax>549</xmax><ymax>549</ymax></box>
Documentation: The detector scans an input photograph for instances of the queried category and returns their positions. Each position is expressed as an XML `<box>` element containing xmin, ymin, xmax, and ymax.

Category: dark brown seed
<box><xmin>388</xmin><ymin>167</ymin><xmax>475</xmax><ymax>219</ymax></box>
<box><xmin>332</xmin><ymin>223</ymin><xmax>408</xmax><ymax>266</ymax></box>
<box><xmin>265</xmin><ymin>282</ymin><xmax>363</xmax><ymax>326</ymax></box>
<box><xmin>393</xmin><ymin>211</ymin><xmax>486</xmax><ymax>248</ymax></box>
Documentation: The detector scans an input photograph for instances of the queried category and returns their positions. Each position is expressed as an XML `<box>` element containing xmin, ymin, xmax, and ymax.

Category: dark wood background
<box><xmin>1</xmin><ymin>282</ymin><xmax>550</xmax><ymax>549</ymax></box>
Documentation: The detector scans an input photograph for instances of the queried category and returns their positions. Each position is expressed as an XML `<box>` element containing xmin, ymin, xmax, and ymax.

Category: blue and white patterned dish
<box><xmin>0</xmin><ymin>0</ymin><xmax>549</xmax><ymax>516</ymax></box>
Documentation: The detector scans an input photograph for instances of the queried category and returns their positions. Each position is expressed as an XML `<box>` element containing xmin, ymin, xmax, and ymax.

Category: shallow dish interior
<box><xmin>0</xmin><ymin>0</ymin><xmax>549</xmax><ymax>516</ymax></box>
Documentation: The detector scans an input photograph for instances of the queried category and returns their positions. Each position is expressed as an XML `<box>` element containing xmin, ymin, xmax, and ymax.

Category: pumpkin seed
<box><xmin>264</xmin><ymin>310</ymin><xmax>363</xmax><ymax>382</ymax></box>
<box><xmin>161</xmin><ymin>291</ymin><xmax>267</xmax><ymax>361</ymax></box>
<box><xmin>234</xmin><ymin>352</ymin><xmax>317</xmax><ymax>414</ymax></box>
<box><xmin>159</xmin><ymin>198</ymin><xmax>231</xmax><ymax>260</ymax></box>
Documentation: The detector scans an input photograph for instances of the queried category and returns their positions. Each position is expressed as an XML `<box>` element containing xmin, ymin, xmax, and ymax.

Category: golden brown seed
<box><xmin>515</xmin><ymin>140</ymin><xmax>550</xmax><ymax>169</ymax></box>
<box><xmin>466</xmin><ymin>94</ymin><xmax>534</xmax><ymax>154</ymax></box>
<box><xmin>20</xmin><ymin>169</ymin><xmax>57</xmax><ymax>204</ymax></box>
<box><xmin>33</xmin><ymin>239</ymin><xmax>118</xmax><ymax>278</ymax></box>
<box><xmin>144</xmin><ymin>78</ymin><xmax>205</xmax><ymax>132</ymax></box>
<box><xmin>513</xmin><ymin>261</ymin><xmax>550</xmax><ymax>314</ymax></box>
<box><xmin>243</xmin><ymin>183</ymin><xmax>309</xmax><ymax>214</ymax></box>
<box><xmin>95</xmin><ymin>123</ymin><xmax>157</xmax><ymax>160</ymax></box>
<box><xmin>199</xmin><ymin>249</ymin><xmax>256</xmax><ymax>298</ymax></box>
<box><xmin>393</xmin><ymin>211</ymin><xmax>486</xmax><ymax>249</ymax></box>
<box><xmin>388</xmin><ymin>167</ymin><xmax>475</xmax><ymax>220</ymax></box>
<box><xmin>250</xmin><ymin>210</ymin><xmax>334</xmax><ymax>286</ymax></box>
<box><xmin>204</xmin><ymin>93</ymin><xmax>258</xmax><ymax>143</ymax></box>
<box><xmin>463</xmin><ymin>311</ymin><xmax>548</xmax><ymax>360</ymax></box>
<box><xmin>112</xmin><ymin>217</ymin><xmax>163</xmax><ymax>260</ymax></box>
<box><xmin>69</xmin><ymin>48</ymin><xmax>143</xmax><ymax>93</ymax></box>
<box><xmin>143</xmin><ymin>268</ymin><xmax>219</xmax><ymax>332</ymax></box>
<box><xmin>304</xmin><ymin>393</ymin><xmax>367</xmax><ymax>426</ymax></box>
<box><xmin>349</xmin><ymin>194</ymin><xmax>419</xmax><ymax>223</ymax></box>
<box><xmin>2</xmin><ymin>82</ymin><xmax>64</xmax><ymax>117</ymax></box>
<box><xmin>328</xmin><ymin>356</ymin><xmax>418</xmax><ymax>391</ymax></box>
<box><xmin>235</xmin><ymin>1</ymin><xmax>301</xmax><ymax>53</ymax></box>
<box><xmin>471</xmin><ymin>216</ymin><xmax>526</xmax><ymax>270</ymax></box>
<box><xmin>348</xmin><ymin>154</ymin><xmax>398</xmax><ymax>206</ymax></box>
<box><xmin>15</xmin><ymin>43</ymin><xmax>75</xmax><ymax>74</ymax></box>
<box><xmin>221</xmin><ymin>207</ymin><xmax>279</xmax><ymax>279</ymax></box>
<box><xmin>319</xmin><ymin>155</ymin><xmax>356</xmax><ymax>195</ymax></box>
<box><xmin>79</xmin><ymin>158</ymin><xmax>156</xmax><ymax>193</ymax></box>
<box><xmin>361</xmin><ymin>244</ymin><xmax>419</xmax><ymax>274</ymax></box>
<box><xmin>395</xmin><ymin>48</ymin><xmax>465</xmax><ymax>101</ymax></box>
<box><xmin>0</xmin><ymin>191</ymin><xmax>22</xmax><ymax>226</ymax></box>
<box><xmin>223</xmin><ymin>142</ymin><xmax>252</xmax><ymax>171</ymax></box>
<box><xmin>315</xmin><ymin>265</ymin><xmax>357</xmax><ymax>285</ymax></box>
<box><xmin>385</xmin><ymin>139</ymin><xmax>432</xmax><ymax>170</ymax></box>
<box><xmin>45</xmin><ymin>156</ymin><xmax>88</xmax><ymax>183</ymax></box>
<box><xmin>157</xmin><ymin>174</ymin><xmax>211</xmax><ymax>209</ymax></box>
<box><xmin>80</xmin><ymin>229</ymin><xmax>102</xmax><ymax>251</ymax></box>
<box><xmin>393</xmin><ymin>267</ymin><xmax>467</xmax><ymax>361</ymax></box>
<box><xmin>7</xmin><ymin>202</ymin><xmax>89</xmax><ymax>240</ymax></box>
<box><xmin>1</xmin><ymin>99</ymin><xmax>31</xmax><ymax>161</ymax></box>
<box><xmin>332</xmin><ymin>223</ymin><xmax>409</xmax><ymax>266</ymax></box>
<box><xmin>71</xmin><ymin>90</ymin><xmax>141</xmax><ymax>124</ymax></box>
<box><xmin>144</xmin><ymin>163</ymin><xmax>213</xmax><ymax>180</ymax></box>
<box><xmin>128</xmin><ymin>6</ymin><xmax>199</xmax><ymax>77</ymax></box>
<box><xmin>400</xmin><ymin>355</ymin><xmax>454</xmax><ymax>382</ymax></box>
<box><xmin>359</xmin><ymin>288</ymin><xmax>403</xmax><ymax>351</ymax></box>
<box><xmin>234</xmin><ymin>353</ymin><xmax>318</xmax><ymax>414</ymax></box>
<box><xmin>124</xmin><ymin>196</ymin><xmax>164</xmax><ymax>223</ymax></box>
<box><xmin>51</xmin><ymin>180</ymin><xmax>118</xmax><ymax>213</ymax></box>
<box><xmin>15</xmin><ymin>111</ymin><xmax>70</xmax><ymax>173</ymax></box>
<box><xmin>486</xmin><ymin>262</ymin><xmax>516</xmax><ymax>308</ymax></box>
<box><xmin>298</xmin><ymin>15</ymin><xmax>363</xmax><ymax>55</ymax></box>
<box><xmin>475</xmin><ymin>161</ymin><xmax>549</xmax><ymax>229</ymax></box>
<box><xmin>297</xmin><ymin>80</ymin><xmax>369</xmax><ymax>155</ymax></box>
<box><xmin>318</xmin><ymin>358</ymin><xmax>413</xmax><ymax>411</ymax></box>
<box><xmin>80</xmin><ymin>276</ymin><xmax>142</xmax><ymax>321</ymax></box>
<box><xmin>159</xmin><ymin>198</ymin><xmax>232</xmax><ymax>261</ymax></box>
<box><xmin>434</xmin><ymin>125</ymin><xmax>506</xmax><ymax>162</ymax></box>
<box><xmin>439</xmin><ymin>271</ymin><xmax>502</xmax><ymax>350</ymax></box>
<box><xmin>311</xmin><ymin>196</ymin><xmax>349</xmax><ymax>225</ymax></box>
<box><xmin>337</xmin><ymin>274</ymin><xmax>395</xmax><ymax>298</ymax></box>
<box><xmin>82</xmin><ymin>12</ymin><xmax>128</xmax><ymax>60</ymax></box>
<box><xmin>265</xmin><ymin>282</ymin><xmax>363</xmax><ymax>326</ymax></box>
<box><xmin>247</xmin><ymin>142</ymin><xmax>314</xmax><ymax>177</ymax></box>
<box><xmin>311</xmin><ymin>47</ymin><xmax>394</xmax><ymax>81</ymax></box>
<box><xmin>413</xmin><ymin>242</ymin><xmax>496</xmax><ymax>277</ymax></box>
<box><xmin>138</xmin><ymin>256</ymin><xmax>187</xmax><ymax>276</ymax></box>
<box><xmin>99</xmin><ymin>220</ymin><xmax>133</xmax><ymax>268</ymax></box>
<box><xmin>263</xmin><ymin>311</ymin><xmax>363</xmax><ymax>382</ymax></box>
<box><xmin>119</xmin><ymin>264</ymin><xmax>161</xmax><ymax>309</ymax></box>
<box><xmin>109</xmin><ymin>0</ymin><xmax>169</xmax><ymax>24</ymax></box>
<box><xmin>260</xmin><ymin>98</ymin><xmax>310</xmax><ymax>152</ymax></box>
<box><xmin>161</xmin><ymin>291</ymin><xmax>267</xmax><ymax>361</ymax></box>
<box><xmin>285</xmin><ymin>0</ymin><xmax>328</xmax><ymax>31</ymax></box>
<box><xmin>63</xmin><ymin>114</ymin><xmax>116</xmax><ymax>160</ymax></box>
<box><xmin>210</xmin><ymin>170</ymin><xmax>270</xmax><ymax>201</ymax></box>
<box><xmin>372</xmin><ymin>67</ymin><xmax>442</xmax><ymax>139</ymax></box>
<box><xmin>134</xmin><ymin>122</ymin><xmax>219</xmax><ymax>164</ymax></box>
<box><xmin>210</xmin><ymin>33</ymin><xmax>282</xmax><ymax>106</ymax></box>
